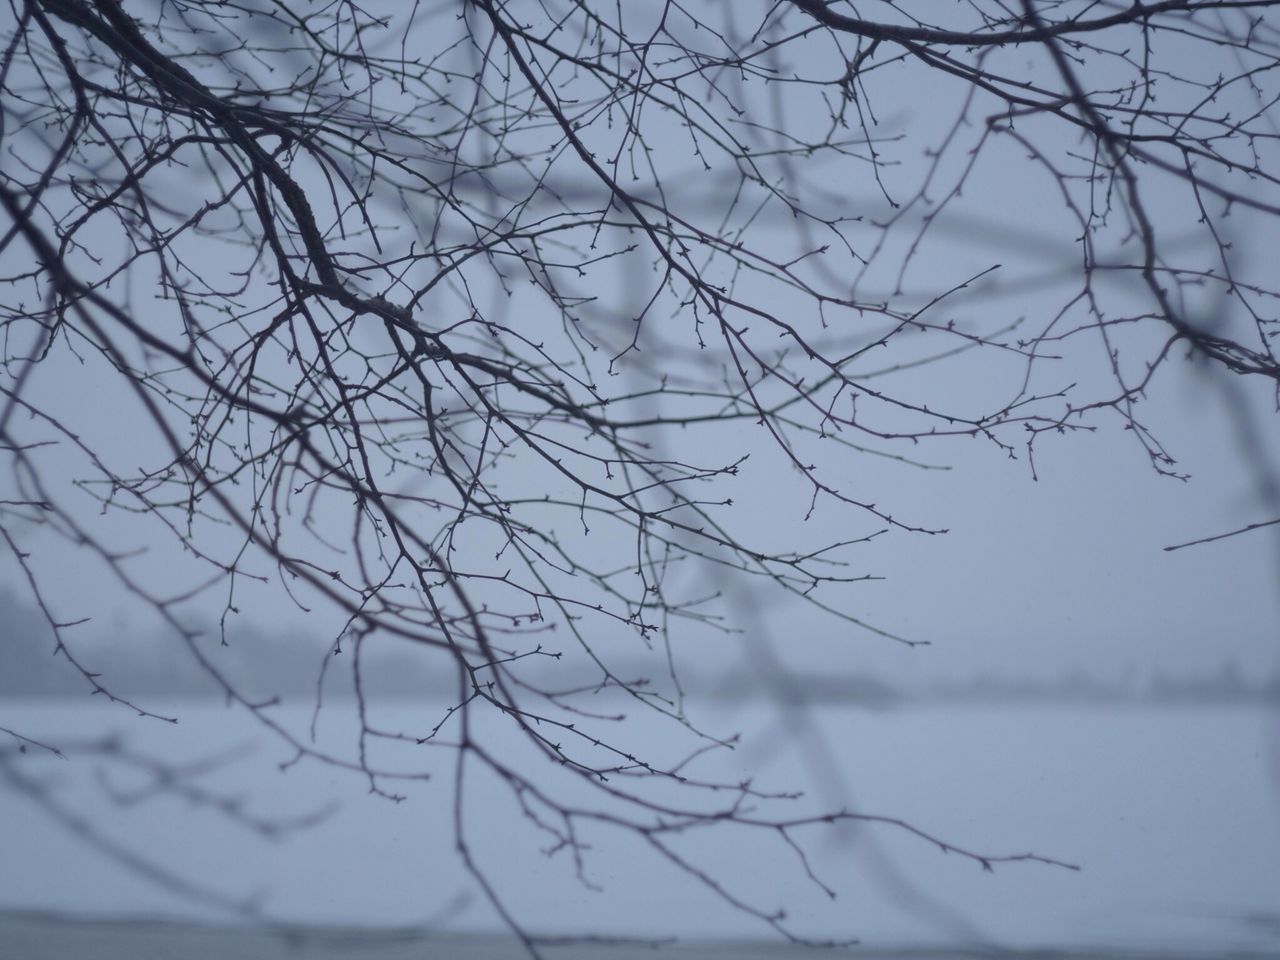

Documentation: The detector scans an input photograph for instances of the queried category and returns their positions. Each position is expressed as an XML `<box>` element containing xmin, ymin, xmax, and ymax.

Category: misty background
<box><xmin>3</xmin><ymin>2</ymin><xmax>1280</xmax><ymax>956</ymax></box>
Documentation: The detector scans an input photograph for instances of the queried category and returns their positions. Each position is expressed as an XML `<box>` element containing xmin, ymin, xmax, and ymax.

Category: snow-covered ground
<box><xmin>2</xmin><ymin>697</ymin><xmax>1277</xmax><ymax>956</ymax></box>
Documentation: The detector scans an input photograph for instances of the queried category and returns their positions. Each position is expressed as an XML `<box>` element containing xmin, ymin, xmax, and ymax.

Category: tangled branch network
<box><xmin>2</xmin><ymin>0</ymin><xmax>1277</xmax><ymax>948</ymax></box>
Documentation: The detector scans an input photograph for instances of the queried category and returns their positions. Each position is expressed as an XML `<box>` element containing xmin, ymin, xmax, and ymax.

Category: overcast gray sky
<box><xmin>3</xmin><ymin>5</ymin><xmax>1280</xmax><ymax>953</ymax></box>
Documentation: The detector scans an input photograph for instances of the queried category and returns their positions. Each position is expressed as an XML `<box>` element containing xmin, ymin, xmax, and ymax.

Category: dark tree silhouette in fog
<box><xmin>2</xmin><ymin>1</ymin><xmax>1277</xmax><ymax>949</ymax></box>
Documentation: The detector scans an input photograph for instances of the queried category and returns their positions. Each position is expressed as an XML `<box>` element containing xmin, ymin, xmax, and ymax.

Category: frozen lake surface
<box><xmin>5</xmin><ymin>910</ymin><xmax>1279</xmax><ymax>960</ymax></box>
<box><xmin>2</xmin><ymin>697</ymin><xmax>1278</xmax><ymax>957</ymax></box>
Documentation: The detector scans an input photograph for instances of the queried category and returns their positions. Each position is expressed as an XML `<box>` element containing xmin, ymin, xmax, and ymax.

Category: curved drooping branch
<box><xmin>2</xmin><ymin>0</ymin><xmax>1276</xmax><ymax>950</ymax></box>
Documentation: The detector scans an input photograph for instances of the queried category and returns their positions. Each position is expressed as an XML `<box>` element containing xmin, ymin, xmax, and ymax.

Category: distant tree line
<box><xmin>6</xmin><ymin>592</ymin><xmax>1274</xmax><ymax>706</ymax></box>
